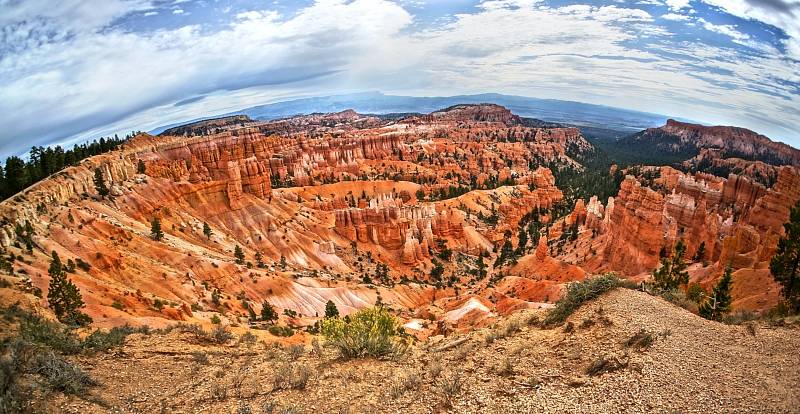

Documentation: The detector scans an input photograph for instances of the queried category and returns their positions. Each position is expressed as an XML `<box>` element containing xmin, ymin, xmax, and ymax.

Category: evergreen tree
<box><xmin>693</xmin><ymin>241</ymin><xmax>706</xmax><ymax>262</ymax></box>
<box><xmin>137</xmin><ymin>159</ymin><xmax>146</xmax><ymax>174</ymax></box>
<box><xmin>1</xmin><ymin>136</ymin><xmax>125</xmax><ymax>202</ymax></box>
<box><xmin>699</xmin><ymin>267</ymin><xmax>733</xmax><ymax>320</ymax></box>
<box><xmin>150</xmin><ymin>217</ymin><xmax>164</xmax><ymax>241</ymax></box>
<box><xmin>770</xmin><ymin>200</ymin><xmax>800</xmax><ymax>312</ymax></box>
<box><xmin>247</xmin><ymin>303</ymin><xmax>257</xmax><ymax>321</ymax></box>
<box><xmin>279</xmin><ymin>254</ymin><xmax>287</xmax><ymax>269</ymax></box>
<box><xmin>324</xmin><ymin>299</ymin><xmax>340</xmax><ymax>318</ymax></box>
<box><xmin>234</xmin><ymin>245</ymin><xmax>245</xmax><ymax>265</ymax></box>
<box><xmin>255</xmin><ymin>251</ymin><xmax>265</xmax><ymax>268</ymax></box>
<box><xmin>430</xmin><ymin>260</ymin><xmax>444</xmax><ymax>283</ymax></box>
<box><xmin>260</xmin><ymin>300</ymin><xmax>278</xmax><ymax>323</ymax></box>
<box><xmin>3</xmin><ymin>156</ymin><xmax>27</xmax><ymax>198</ymax></box>
<box><xmin>203</xmin><ymin>222</ymin><xmax>212</xmax><ymax>239</ymax></box>
<box><xmin>476</xmin><ymin>255</ymin><xmax>488</xmax><ymax>279</ymax></box>
<box><xmin>46</xmin><ymin>251</ymin><xmax>91</xmax><ymax>326</ymax></box>
<box><xmin>516</xmin><ymin>227</ymin><xmax>528</xmax><ymax>254</ymax></box>
<box><xmin>653</xmin><ymin>240</ymin><xmax>690</xmax><ymax>291</ymax></box>
<box><xmin>94</xmin><ymin>167</ymin><xmax>109</xmax><ymax>197</ymax></box>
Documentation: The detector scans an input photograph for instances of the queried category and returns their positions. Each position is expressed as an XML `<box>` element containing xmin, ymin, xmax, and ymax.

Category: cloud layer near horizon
<box><xmin>0</xmin><ymin>0</ymin><xmax>798</xmax><ymax>156</ymax></box>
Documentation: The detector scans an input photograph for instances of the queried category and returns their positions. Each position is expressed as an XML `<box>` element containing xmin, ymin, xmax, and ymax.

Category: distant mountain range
<box><xmin>149</xmin><ymin>92</ymin><xmax>676</xmax><ymax>137</ymax></box>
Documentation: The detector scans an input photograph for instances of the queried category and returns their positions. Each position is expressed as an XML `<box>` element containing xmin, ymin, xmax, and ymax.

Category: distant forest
<box><xmin>0</xmin><ymin>133</ymin><xmax>137</xmax><ymax>202</ymax></box>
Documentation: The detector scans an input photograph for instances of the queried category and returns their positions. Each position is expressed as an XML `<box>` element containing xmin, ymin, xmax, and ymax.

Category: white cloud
<box><xmin>698</xmin><ymin>18</ymin><xmax>749</xmax><ymax>41</ymax></box>
<box><xmin>665</xmin><ymin>0</ymin><xmax>692</xmax><ymax>11</ymax></box>
<box><xmin>0</xmin><ymin>0</ymin><xmax>414</xmax><ymax>156</ymax></box>
<box><xmin>0</xmin><ymin>0</ymin><xmax>798</xmax><ymax>156</ymax></box>
<box><xmin>698</xmin><ymin>0</ymin><xmax>800</xmax><ymax>58</ymax></box>
<box><xmin>661</xmin><ymin>12</ymin><xmax>691</xmax><ymax>21</ymax></box>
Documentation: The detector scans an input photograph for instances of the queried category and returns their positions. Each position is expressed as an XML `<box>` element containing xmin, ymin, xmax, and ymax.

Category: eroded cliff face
<box><xmin>578</xmin><ymin>165</ymin><xmax>800</xmax><ymax>310</ymax></box>
<box><xmin>0</xmin><ymin>105</ymin><xmax>591</xmax><ymax>332</ymax></box>
<box><xmin>3</xmin><ymin>103</ymin><xmax>797</xmax><ymax>332</ymax></box>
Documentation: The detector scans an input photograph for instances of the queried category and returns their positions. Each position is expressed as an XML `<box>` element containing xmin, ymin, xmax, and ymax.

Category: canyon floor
<box><xmin>46</xmin><ymin>288</ymin><xmax>799</xmax><ymax>414</ymax></box>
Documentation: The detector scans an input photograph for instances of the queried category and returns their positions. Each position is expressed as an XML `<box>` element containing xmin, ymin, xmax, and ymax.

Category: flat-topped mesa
<box><xmin>422</xmin><ymin>104</ymin><xmax>522</xmax><ymax>126</ymax></box>
<box><xmin>633</xmin><ymin>119</ymin><xmax>800</xmax><ymax>166</ymax></box>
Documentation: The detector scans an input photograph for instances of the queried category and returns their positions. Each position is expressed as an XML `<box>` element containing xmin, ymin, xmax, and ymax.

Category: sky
<box><xmin>1</xmin><ymin>0</ymin><xmax>799</xmax><ymax>157</ymax></box>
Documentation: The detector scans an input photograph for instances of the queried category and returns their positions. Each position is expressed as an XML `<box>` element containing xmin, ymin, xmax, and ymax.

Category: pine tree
<box><xmin>150</xmin><ymin>217</ymin><xmax>164</xmax><ymax>241</ymax></box>
<box><xmin>94</xmin><ymin>167</ymin><xmax>109</xmax><ymax>197</ymax></box>
<box><xmin>137</xmin><ymin>159</ymin><xmax>146</xmax><ymax>174</ymax></box>
<box><xmin>324</xmin><ymin>300</ymin><xmax>340</xmax><ymax>318</ymax></box>
<box><xmin>699</xmin><ymin>267</ymin><xmax>733</xmax><ymax>320</ymax></box>
<box><xmin>693</xmin><ymin>241</ymin><xmax>706</xmax><ymax>262</ymax></box>
<box><xmin>255</xmin><ymin>251</ymin><xmax>265</xmax><ymax>268</ymax></box>
<box><xmin>234</xmin><ymin>245</ymin><xmax>245</xmax><ymax>265</ymax></box>
<box><xmin>260</xmin><ymin>300</ymin><xmax>278</xmax><ymax>323</ymax></box>
<box><xmin>47</xmin><ymin>251</ymin><xmax>91</xmax><ymax>326</ymax></box>
<box><xmin>203</xmin><ymin>222</ymin><xmax>212</xmax><ymax>239</ymax></box>
<box><xmin>770</xmin><ymin>200</ymin><xmax>800</xmax><ymax>312</ymax></box>
<box><xmin>653</xmin><ymin>240</ymin><xmax>690</xmax><ymax>291</ymax></box>
<box><xmin>516</xmin><ymin>227</ymin><xmax>528</xmax><ymax>254</ymax></box>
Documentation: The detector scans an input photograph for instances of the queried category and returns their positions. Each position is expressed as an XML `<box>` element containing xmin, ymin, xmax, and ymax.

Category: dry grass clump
<box><xmin>493</xmin><ymin>357</ymin><xmax>514</xmax><ymax>377</ymax></box>
<box><xmin>427</xmin><ymin>357</ymin><xmax>443</xmax><ymax>378</ymax></box>
<box><xmin>288</xmin><ymin>344</ymin><xmax>305</xmax><ymax>360</ymax></box>
<box><xmin>624</xmin><ymin>328</ymin><xmax>655</xmax><ymax>350</ymax></box>
<box><xmin>273</xmin><ymin>362</ymin><xmax>311</xmax><ymax>390</ymax></box>
<box><xmin>485</xmin><ymin>316</ymin><xmax>523</xmax><ymax>344</ymax></box>
<box><xmin>586</xmin><ymin>353</ymin><xmax>629</xmax><ymax>377</ymax></box>
<box><xmin>437</xmin><ymin>371</ymin><xmax>463</xmax><ymax>408</ymax></box>
<box><xmin>389</xmin><ymin>370</ymin><xmax>421</xmax><ymax>398</ymax></box>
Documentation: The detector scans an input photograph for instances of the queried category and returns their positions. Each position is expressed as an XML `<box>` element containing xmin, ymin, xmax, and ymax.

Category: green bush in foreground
<box><xmin>320</xmin><ymin>307</ymin><xmax>408</xmax><ymax>359</ymax></box>
<box><xmin>543</xmin><ymin>273</ymin><xmax>624</xmax><ymax>327</ymax></box>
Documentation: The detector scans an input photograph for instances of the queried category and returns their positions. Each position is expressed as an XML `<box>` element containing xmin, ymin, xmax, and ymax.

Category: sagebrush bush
<box><xmin>543</xmin><ymin>273</ymin><xmax>623</xmax><ymax>327</ymax></box>
<box><xmin>320</xmin><ymin>307</ymin><xmax>409</xmax><ymax>359</ymax></box>
<box><xmin>32</xmin><ymin>351</ymin><xmax>95</xmax><ymax>395</ymax></box>
<box><xmin>210</xmin><ymin>325</ymin><xmax>234</xmax><ymax>344</ymax></box>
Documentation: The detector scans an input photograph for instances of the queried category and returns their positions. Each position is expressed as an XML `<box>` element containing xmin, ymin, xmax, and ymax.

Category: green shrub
<box><xmin>659</xmin><ymin>289</ymin><xmax>698</xmax><ymax>313</ymax></box>
<box><xmin>82</xmin><ymin>325</ymin><xmax>143</xmax><ymax>353</ymax></box>
<box><xmin>543</xmin><ymin>273</ymin><xmax>622</xmax><ymax>327</ymax></box>
<box><xmin>686</xmin><ymin>283</ymin><xmax>707</xmax><ymax>303</ymax></box>
<box><xmin>320</xmin><ymin>307</ymin><xmax>408</xmax><ymax>359</ymax></box>
<box><xmin>268</xmin><ymin>325</ymin><xmax>294</xmax><ymax>337</ymax></box>
<box><xmin>18</xmin><ymin>314</ymin><xmax>82</xmax><ymax>355</ymax></box>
